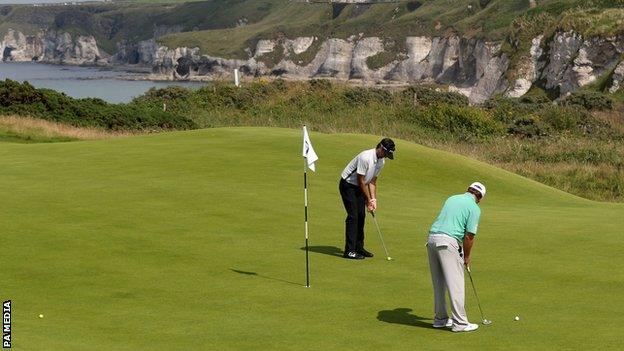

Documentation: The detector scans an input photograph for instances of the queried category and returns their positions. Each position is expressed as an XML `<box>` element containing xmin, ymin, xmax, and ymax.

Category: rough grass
<box><xmin>0</xmin><ymin>115</ymin><xmax>133</xmax><ymax>143</ymax></box>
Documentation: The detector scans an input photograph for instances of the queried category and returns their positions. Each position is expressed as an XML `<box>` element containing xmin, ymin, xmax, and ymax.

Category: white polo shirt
<box><xmin>341</xmin><ymin>149</ymin><xmax>385</xmax><ymax>186</ymax></box>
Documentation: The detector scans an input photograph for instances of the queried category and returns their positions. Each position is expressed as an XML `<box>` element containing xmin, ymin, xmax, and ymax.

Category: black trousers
<box><xmin>339</xmin><ymin>178</ymin><xmax>366</xmax><ymax>253</ymax></box>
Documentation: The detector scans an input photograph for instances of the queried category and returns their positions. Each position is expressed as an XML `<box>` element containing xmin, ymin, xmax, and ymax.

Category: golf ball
<box><xmin>38</xmin><ymin>314</ymin><xmax>44</xmax><ymax>319</ymax></box>
<box><xmin>514</xmin><ymin>316</ymin><xmax>520</xmax><ymax>321</ymax></box>
<box><xmin>387</xmin><ymin>257</ymin><xmax>392</xmax><ymax>261</ymax></box>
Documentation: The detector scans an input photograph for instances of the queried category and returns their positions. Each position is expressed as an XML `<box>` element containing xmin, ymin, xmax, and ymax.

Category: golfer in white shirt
<box><xmin>339</xmin><ymin>138</ymin><xmax>395</xmax><ymax>259</ymax></box>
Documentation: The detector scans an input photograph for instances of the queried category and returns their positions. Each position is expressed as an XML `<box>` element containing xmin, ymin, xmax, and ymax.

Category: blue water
<box><xmin>0</xmin><ymin>62</ymin><xmax>206</xmax><ymax>103</ymax></box>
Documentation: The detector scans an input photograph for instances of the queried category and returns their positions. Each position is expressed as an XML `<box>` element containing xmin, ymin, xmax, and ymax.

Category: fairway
<box><xmin>1</xmin><ymin>127</ymin><xmax>622</xmax><ymax>350</ymax></box>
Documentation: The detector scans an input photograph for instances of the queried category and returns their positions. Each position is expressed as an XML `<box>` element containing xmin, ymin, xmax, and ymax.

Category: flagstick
<box><xmin>303</xmin><ymin>156</ymin><xmax>310</xmax><ymax>288</ymax></box>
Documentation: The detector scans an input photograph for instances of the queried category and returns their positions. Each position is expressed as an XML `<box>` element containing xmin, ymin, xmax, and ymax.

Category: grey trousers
<box><xmin>426</xmin><ymin>234</ymin><xmax>469</xmax><ymax>328</ymax></box>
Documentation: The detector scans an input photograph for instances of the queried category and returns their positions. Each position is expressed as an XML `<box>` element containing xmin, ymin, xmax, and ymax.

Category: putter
<box><xmin>370</xmin><ymin>212</ymin><xmax>392</xmax><ymax>261</ymax></box>
<box><xmin>466</xmin><ymin>266</ymin><xmax>492</xmax><ymax>325</ymax></box>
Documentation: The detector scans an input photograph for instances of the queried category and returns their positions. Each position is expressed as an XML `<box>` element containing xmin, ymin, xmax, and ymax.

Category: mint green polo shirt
<box><xmin>429</xmin><ymin>193</ymin><xmax>481</xmax><ymax>243</ymax></box>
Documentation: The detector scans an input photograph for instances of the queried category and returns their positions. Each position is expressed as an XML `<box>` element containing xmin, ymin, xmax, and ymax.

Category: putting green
<box><xmin>1</xmin><ymin>127</ymin><xmax>622</xmax><ymax>350</ymax></box>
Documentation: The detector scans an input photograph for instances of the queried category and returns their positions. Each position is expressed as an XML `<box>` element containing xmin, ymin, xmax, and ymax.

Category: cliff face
<box><xmin>118</xmin><ymin>31</ymin><xmax>624</xmax><ymax>103</ymax></box>
<box><xmin>3</xmin><ymin>27</ymin><xmax>624</xmax><ymax>103</ymax></box>
<box><xmin>117</xmin><ymin>35</ymin><xmax>509</xmax><ymax>104</ymax></box>
<box><xmin>508</xmin><ymin>31</ymin><xmax>624</xmax><ymax>98</ymax></box>
<box><xmin>1</xmin><ymin>29</ymin><xmax>106</xmax><ymax>65</ymax></box>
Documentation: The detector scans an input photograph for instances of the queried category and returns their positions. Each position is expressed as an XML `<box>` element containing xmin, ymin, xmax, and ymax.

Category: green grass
<box><xmin>0</xmin><ymin>129</ymin><xmax>75</xmax><ymax>143</ymax></box>
<box><xmin>1</xmin><ymin>127</ymin><xmax>623</xmax><ymax>349</ymax></box>
<box><xmin>159</xmin><ymin>1</ymin><xmax>329</xmax><ymax>58</ymax></box>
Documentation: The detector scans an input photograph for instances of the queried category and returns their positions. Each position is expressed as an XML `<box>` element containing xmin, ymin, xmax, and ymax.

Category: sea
<box><xmin>0</xmin><ymin>62</ymin><xmax>206</xmax><ymax>103</ymax></box>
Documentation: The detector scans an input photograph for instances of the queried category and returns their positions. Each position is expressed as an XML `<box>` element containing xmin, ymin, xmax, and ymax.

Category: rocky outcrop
<box><xmin>128</xmin><ymin>35</ymin><xmax>508</xmax><ymax>103</ymax></box>
<box><xmin>283</xmin><ymin>37</ymin><xmax>315</xmax><ymax>56</ymax></box>
<box><xmin>4</xmin><ymin>25</ymin><xmax>624</xmax><ymax>103</ymax></box>
<box><xmin>538</xmin><ymin>31</ymin><xmax>624</xmax><ymax>95</ymax></box>
<box><xmin>507</xmin><ymin>35</ymin><xmax>543</xmax><ymax>98</ymax></box>
<box><xmin>315</xmin><ymin>38</ymin><xmax>355</xmax><ymax>79</ymax></box>
<box><xmin>1</xmin><ymin>29</ymin><xmax>105</xmax><ymax>64</ymax></box>
<box><xmin>609</xmin><ymin>61</ymin><xmax>624</xmax><ymax>93</ymax></box>
<box><xmin>350</xmin><ymin>37</ymin><xmax>388</xmax><ymax>80</ymax></box>
<box><xmin>1</xmin><ymin>29</ymin><xmax>44</xmax><ymax>61</ymax></box>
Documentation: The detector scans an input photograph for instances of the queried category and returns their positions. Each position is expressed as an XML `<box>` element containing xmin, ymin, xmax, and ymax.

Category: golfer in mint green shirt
<box><xmin>427</xmin><ymin>182</ymin><xmax>486</xmax><ymax>333</ymax></box>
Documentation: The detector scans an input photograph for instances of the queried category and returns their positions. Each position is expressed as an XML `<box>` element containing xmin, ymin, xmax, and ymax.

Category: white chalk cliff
<box><xmin>3</xmin><ymin>28</ymin><xmax>624</xmax><ymax>103</ymax></box>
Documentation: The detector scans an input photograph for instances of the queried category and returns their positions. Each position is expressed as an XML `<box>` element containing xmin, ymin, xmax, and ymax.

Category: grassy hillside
<box><xmin>159</xmin><ymin>0</ymin><xmax>624</xmax><ymax>59</ymax></box>
<box><xmin>2</xmin><ymin>0</ymin><xmax>624</xmax><ymax>58</ymax></box>
<box><xmin>0</xmin><ymin>127</ymin><xmax>622</xmax><ymax>349</ymax></box>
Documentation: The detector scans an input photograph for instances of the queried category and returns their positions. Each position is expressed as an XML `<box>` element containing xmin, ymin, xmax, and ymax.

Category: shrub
<box><xmin>142</xmin><ymin>86</ymin><xmax>193</xmax><ymax>101</ymax></box>
<box><xmin>520</xmin><ymin>89</ymin><xmax>551</xmax><ymax>104</ymax></box>
<box><xmin>343</xmin><ymin>87</ymin><xmax>393</xmax><ymax>106</ymax></box>
<box><xmin>483</xmin><ymin>96</ymin><xmax>543</xmax><ymax>125</ymax></box>
<box><xmin>0</xmin><ymin>80</ymin><xmax>196</xmax><ymax>131</ymax></box>
<box><xmin>507</xmin><ymin>115</ymin><xmax>549</xmax><ymax>138</ymax></box>
<box><xmin>564</xmin><ymin>90</ymin><xmax>613</xmax><ymax>110</ymax></box>
<box><xmin>541</xmin><ymin>105</ymin><xmax>616</xmax><ymax>138</ymax></box>
<box><xmin>418</xmin><ymin>103</ymin><xmax>504</xmax><ymax>138</ymax></box>
<box><xmin>308</xmin><ymin>79</ymin><xmax>333</xmax><ymax>91</ymax></box>
<box><xmin>401</xmin><ymin>86</ymin><xmax>469</xmax><ymax>107</ymax></box>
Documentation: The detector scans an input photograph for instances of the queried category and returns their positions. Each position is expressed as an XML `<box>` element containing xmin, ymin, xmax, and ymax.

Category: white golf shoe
<box><xmin>432</xmin><ymin>319</ymin><xmax>453</xmax><ymax>328</ymax></box>
<box><xmin>452</xmin><ymin>323</ymin><xmax>479</xmax><ymax>332</ymax></box>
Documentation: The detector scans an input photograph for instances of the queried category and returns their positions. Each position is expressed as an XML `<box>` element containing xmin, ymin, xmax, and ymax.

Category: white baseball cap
<box><xmin>468</xmin><ymin>182</ymin><xmax>486</xmax><ymax>198</ymax></box>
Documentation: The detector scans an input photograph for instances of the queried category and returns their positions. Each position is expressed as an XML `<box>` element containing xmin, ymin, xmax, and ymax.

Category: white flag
<box><xmin>302</xmin><ymin>125</ymin><xmax>318</xmax><ymax>172</ymax></box>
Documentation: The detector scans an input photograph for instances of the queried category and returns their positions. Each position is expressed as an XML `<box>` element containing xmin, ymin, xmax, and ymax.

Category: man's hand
<box><xmin>367</xmin><ymin>198</ymin><xmax>377</xmax><ymax>212</ymax></box>
<box><xmin>462</xmin><ymin>233</ymin><xmax>475</xmax><ymax>267</ymax></box>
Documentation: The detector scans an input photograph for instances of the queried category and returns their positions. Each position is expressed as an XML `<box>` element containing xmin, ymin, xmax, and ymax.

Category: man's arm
<box><xmin>368</xmin><ymin>177</ymin><xmax>378</xmax><ymax>200</ymax></box>
<box><xmin>463</xmin><ymin>233</ymin><xmax>475</xmax><ymax>266</ymax></box>
<box><xmin>358</xmin><ymin>174</ymin><xmax>372</xmax><ymax>201</ymax></box>
<box><xmin>367</xmin><ymin>177</ymin><xmax>378</xmax><ymax>212</ymax></box>
<box><xmin>358</xmin><ymin>174</ymin><xmax>376</xmax><ymax>212</ymax></box>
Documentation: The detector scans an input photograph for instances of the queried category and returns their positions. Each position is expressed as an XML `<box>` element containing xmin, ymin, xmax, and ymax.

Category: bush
<box><xmin>308</xmin><ymin>79</ymin><xmax>333</xmax><ymax>92</ymax></box>
<box><xmin>539</xmin><ymin>105</ymin><xmax>609</xmax><ymax>136</ymax></box>
<box><xmin>142</xmin><ymin>86</ymin><xmax>193</xmax><ymax>101</ymax></box>
<box><xmin>507</xmin><ymin>115</ymin><xmax>549</xmax><ymax>138</ymax></box>
<box><xmin>0</xmin><ymin>80</ymin><xmax>196</xmax><ymax>131</ymax></box>
<box><xmin>564</xmin><ymin>90</ymin><xmax>613</xmax><ymax>110</ymax></box>
<box><xmin>519</xmin><ymin>89</ymin><xmax>551</xmax><ymax>104</ymax></box>
<box><xmin>343</xmin><ymin>87</ymin><xmax>393</xmax><ymax>106</ymax></box>
<box><xmin>418</xmin><ymin>103</ymin><xmax>504</xmax><ymax>138</ymax></box>
<box><xmin>401</xmin><ymin>86</ymin><xmax>469</xmax><ymax>107</ymax></box>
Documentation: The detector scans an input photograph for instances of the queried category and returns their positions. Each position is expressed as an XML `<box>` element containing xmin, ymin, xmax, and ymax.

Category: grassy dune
<box><xmin>1</xmin><ymin>127</ymin><xmax>622</xmax><ymax>350</ymax></box>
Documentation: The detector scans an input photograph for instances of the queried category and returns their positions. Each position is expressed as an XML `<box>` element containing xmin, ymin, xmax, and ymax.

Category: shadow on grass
<box><xmin>300</xmin><ymin>245</ymin><xmax>343</xmax><ymax>257</ymax></box>
<box><xmin>377</xmin><ymin>308</ymin><xmax>435</xmax><ymax>329</ymax></box>
<box><xmin>229</xmin><ymin>268</ymin><xmax>301</xmax><ymax>286</ymax></box>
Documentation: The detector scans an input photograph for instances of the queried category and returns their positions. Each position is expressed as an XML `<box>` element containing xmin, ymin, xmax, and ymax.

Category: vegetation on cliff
<box><xmin>2</xmin><ymin>0</ymin><xmax>624</xmax><ymax>59</ymax></box>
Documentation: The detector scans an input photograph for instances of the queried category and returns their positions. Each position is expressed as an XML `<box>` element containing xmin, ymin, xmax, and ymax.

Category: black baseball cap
<box><xmin>378</xmin><ymin>138</ymin><xmax>395</xmax><ymax>159</ymax></box>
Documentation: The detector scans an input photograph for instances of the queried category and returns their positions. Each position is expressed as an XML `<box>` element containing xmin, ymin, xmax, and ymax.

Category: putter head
<box><xmin>482</xmin><ymin>319</ymin><xmax>492</xmax><ymax>325</ymax></box>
